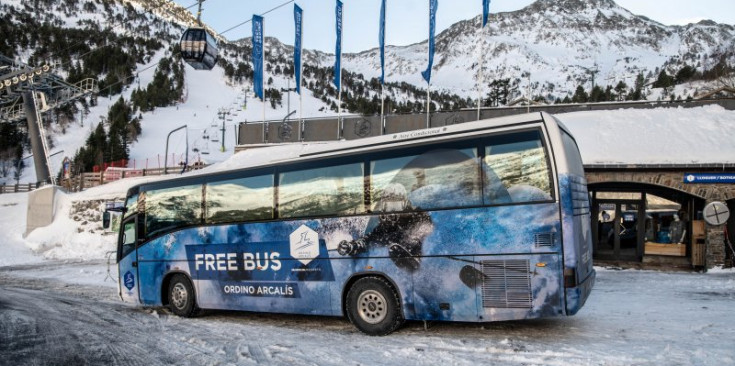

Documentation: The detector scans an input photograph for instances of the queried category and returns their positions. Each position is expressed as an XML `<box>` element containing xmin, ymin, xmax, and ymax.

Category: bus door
<box><xmin>118</xmin><ymin>215</ymin><xmax>140</xmax><ymax>303</ymax></box>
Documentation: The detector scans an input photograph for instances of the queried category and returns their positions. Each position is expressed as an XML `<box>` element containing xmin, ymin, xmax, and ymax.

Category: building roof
<box><xmin>558</xmin><ymin>105</ymin><xmax>735</xmax><ymax>166</ymax></box>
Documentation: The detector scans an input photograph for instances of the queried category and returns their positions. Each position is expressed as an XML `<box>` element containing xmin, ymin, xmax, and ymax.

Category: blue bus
<box><xmin>114</xmin><ymin>112</ymin><xmax>595</xmax><ymax>335</ymax></box>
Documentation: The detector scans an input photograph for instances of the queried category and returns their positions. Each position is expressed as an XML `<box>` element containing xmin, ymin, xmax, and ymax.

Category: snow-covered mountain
<box><xmin>330</xmin><ymin>0</ymin><xmax>735</xmax><ymax>98</ymax></box>
<box><xmin>227</xmin><ymin>0</ymin><xmax>735</xmax><ymax>99</ymax></box>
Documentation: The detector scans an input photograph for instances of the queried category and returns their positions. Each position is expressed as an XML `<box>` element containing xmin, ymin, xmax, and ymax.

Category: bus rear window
<box><xmin>561</xmin><ymin>130</ymin><xmax>585</xmax><ymax>176</ymax></box>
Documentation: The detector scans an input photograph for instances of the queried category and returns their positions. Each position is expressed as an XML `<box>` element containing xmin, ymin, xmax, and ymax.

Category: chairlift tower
<box><xmin>0</xmin><ymin>54</ymin><xmax>98</xmax><ymax>184</ymax></box>
<box><xmin>575</xmin><ymin>63</ymin><xmax>600</xmax><ymax>90</ymax></box>
<box><xmin>217</xmin><ymin>108</ymin><xmax>230</xmax><ymax>152</ymax></box>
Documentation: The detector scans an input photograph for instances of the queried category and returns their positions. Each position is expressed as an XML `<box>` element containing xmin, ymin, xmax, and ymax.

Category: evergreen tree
<box><xmin>653</xmin><ymin>70</ymin><xmax>674</xmax><ymax>89</ymax></box>
<box><xmin>572</xmin><ymin>85</ymin><xmax>589</xmax><ymax>103</ymax></box>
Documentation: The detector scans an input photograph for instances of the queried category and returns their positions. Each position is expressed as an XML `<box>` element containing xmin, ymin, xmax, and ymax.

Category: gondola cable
<box><xmin>98</xmin><ymin>0</ymin><xmax>295</xmax><ymax>95</ymax></box>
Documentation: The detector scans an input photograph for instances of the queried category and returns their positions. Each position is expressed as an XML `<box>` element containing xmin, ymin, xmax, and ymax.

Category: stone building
<box><xmin>585</xmin><ymin>165</ymin><xmax>734</xmax><ymax>269</ymax></box>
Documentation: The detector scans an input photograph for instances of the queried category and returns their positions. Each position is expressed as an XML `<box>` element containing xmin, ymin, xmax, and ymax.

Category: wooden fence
<box><xmin>0</xmin><ymin>182</ymin><xmax>42</xmax><ymax>194</ymax></box>
<box><xmin>0</xmin><ymin>164</ymin><xmax>208</xmax><ymax>195</ymax></box>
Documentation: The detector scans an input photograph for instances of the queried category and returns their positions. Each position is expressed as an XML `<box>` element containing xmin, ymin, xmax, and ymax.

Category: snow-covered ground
<box><xmin>1</xmin><ymin>136</ymin><xmax>735</xmax><ymax>364</ymax></box>
<box><xmin>1</xmin><ymin>258</ymin><xmax>734</xmax><ymax>365</ymax></box>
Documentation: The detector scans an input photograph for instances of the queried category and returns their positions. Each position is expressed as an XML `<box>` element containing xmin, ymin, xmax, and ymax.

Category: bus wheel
<box><xmin>168</xmin><ymin>274</ymin><xmax>197</xmax><ymax>317</ymax></box>
<box><xmin>346</xmin><ymin>277</ymin><xmax>404</xmax><ymax>336</ymax></box>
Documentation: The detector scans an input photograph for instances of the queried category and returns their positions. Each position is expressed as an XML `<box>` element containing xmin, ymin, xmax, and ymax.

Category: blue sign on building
<box><xmin>684</xmin><ymin>173</ymin><xmax>735</xmax><ymax>184</ymax></box>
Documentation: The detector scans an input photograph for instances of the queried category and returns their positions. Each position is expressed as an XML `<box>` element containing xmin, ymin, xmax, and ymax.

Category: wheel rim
<box><xmin>171</xmin><ymin>282</ymin><xmax>188</xmax><ymax>310</ymax></box>
<box><xmin>357</xmin><ymin>290</ymin><xmax>387</xmax><ymax>324</ymax></box>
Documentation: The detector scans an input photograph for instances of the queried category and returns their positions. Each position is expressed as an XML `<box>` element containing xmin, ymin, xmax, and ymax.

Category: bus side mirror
<box><xmin>102</xmin><ymin>211</ymin><xmax>111</xmax><ymax>229</ymax></box>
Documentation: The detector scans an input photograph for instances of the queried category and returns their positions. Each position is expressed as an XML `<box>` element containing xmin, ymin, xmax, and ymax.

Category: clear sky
<box><xmin>172</xmin><ymin>0</ymin><xmax>735</xmax><ymax>53</ymax></box>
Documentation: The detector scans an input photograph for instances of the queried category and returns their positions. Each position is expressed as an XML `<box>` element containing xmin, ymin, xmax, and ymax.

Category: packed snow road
<box><xmin>1</xmin><ymin>262</ymin><xmax>734</xmax><ymax>366</ymax></box>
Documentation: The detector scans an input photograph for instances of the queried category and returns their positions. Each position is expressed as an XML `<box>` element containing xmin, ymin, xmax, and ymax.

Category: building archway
<box><xmin>588</xmin><ymin>182</ymin><xmax>706</xmax><ymax>265</ymax></box>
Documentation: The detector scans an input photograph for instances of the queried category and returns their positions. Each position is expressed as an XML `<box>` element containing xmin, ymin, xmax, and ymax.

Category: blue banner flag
<box><xmin>482</xmin><ymin>0</ymin><xmax>490</xmax><ymax>27</ymax></box>
<box><xmin>252</xmin><ymin>15</ymin><xmax>264</xmax><ymax>101</ymax></box>
<box><xmin>334</xmin><ymin>0</ymin><xmax>343</xmax><ymax>90</ymax></box>
<box><xmin>379</xmin><ymin>0</ymin><xmax>386</xmax><ymax>85</ymax></box>
<box><xmin>421</xmin><ymin>0</ymin><xmax>437</xmax><ymax>84</ymax></box>
<box><xmin>294</xmin><ymin>4</ymin><xmax>303</xmax><ymax>95</ymax></box>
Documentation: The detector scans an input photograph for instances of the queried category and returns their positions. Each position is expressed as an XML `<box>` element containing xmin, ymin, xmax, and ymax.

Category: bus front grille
<box><xmin>481</xmin><ymin>259</ymin><xmax>532</xmax><ymax>309</ymax></box>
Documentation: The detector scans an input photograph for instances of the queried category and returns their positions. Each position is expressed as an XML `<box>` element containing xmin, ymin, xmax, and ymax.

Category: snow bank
<box><xmin>22</xmin><ymin>190</ymin><xmax>116</xmax><ymax>262</ymax></box>
<box><xmin>0</xmin><ymin>193</ymin><xmax>42</xmax><ymax>266</ymax></box>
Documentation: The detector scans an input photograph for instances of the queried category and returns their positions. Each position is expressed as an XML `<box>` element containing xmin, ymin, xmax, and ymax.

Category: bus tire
<box><xmin>346</xmin><ymin>277</ymin><xmax>404</xmax><ymax>336</ymax></box>
<box><xmin>168</xmin><ymin>274</ymin><xmax>197</xmax><ymax>317</ymax></box>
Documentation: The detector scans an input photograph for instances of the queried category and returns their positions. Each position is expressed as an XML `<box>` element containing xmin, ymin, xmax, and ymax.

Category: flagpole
<box><xmin>262</xmin><ymin>17</ymin><xmax>266</xmax><ymax>142</ymax></box>
<box><xmin>298</xmin><ymin>5</ymin><xmax>304</xmax><ymax>141</ymax></box>
<box><xmin>335</xmin><ymin>0</ymin><xmax>343</xmax><ymax>140</ymax></box>
<box><xmin>379</xmin><ymin>0</ymin><xmax>386</xmax><ymax>135</ymax></box>
<box><xmin>478</xmin><ymin>0</ymin><xmax>490</xmax><ymax>121</ymax></box>
<box><xmin>422</xmin><ymin>0</ymin><xmax>437</xmax><ymax>130</ymax></box>
<box><xmin>476</xmin><ymin>19</ymin><xmax>483</xmax><ymax>121</ymax></box>
<box><xmin>381</xmin><ymin>84</ymin><xmax>385</xmax><ymax>134</ymax></box>
<box><xmin>338</xmin><ymin>11</ymin><xmax>343</xmax><ymax>140</ymax></box>
<box><xmin>426</xmin><ymin>83</ymin><xmax>430</xmax><ymax>128</ymax></box>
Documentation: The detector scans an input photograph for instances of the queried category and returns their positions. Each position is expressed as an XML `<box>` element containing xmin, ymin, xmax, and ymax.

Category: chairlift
<box><xmin>180</xmin><ymin>1</ymin><xmax>218</xmax><ymax>70</ymax></box>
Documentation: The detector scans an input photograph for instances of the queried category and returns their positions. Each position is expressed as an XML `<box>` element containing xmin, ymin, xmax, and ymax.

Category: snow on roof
<box><xmin>557</xmin><ymin>105</ymin><xmax>735</xmax><ymax>165</ymax></box>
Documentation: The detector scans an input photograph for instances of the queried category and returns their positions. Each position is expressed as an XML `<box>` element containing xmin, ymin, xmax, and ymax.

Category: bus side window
<box><xmin>370</xmin><ymin>148</ymin><xmax>481</xmax><ymax>212</ymax></box>
<box><xmin>121</xmin><ymin>220</ymin><xmax>136</xmax><ymax>258</ymax></box>
<box><xmin>145</xmin><ymin>184</ymin><xmax>203</xmax><ymax>237</ymax></box>
<box><xmin>206</xmin><ymin>175</ymin><xmax>274</xmax><ymax>223</ymax></box>
<box><xmin>483</xmin><ymin>130</ymin><xmax>553</xmax><ymax>205</ymax></box>
<box><xmin>279</xmin><ymin>163</ymin><xmax>365</xmax><ymax>218</ymax></box>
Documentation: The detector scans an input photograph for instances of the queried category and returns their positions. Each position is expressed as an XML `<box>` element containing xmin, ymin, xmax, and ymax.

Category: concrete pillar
<box><xmin>25</xmin><ymin>185</ymin><xmax>60</xmax><ymax>237</ymax></box>
<box><xmin>23</xmin><ymin>91</ymin><xmax>51</xmax><ymax>184</ymax></box>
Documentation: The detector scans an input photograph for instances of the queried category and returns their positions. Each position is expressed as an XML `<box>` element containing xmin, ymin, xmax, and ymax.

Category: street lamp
<box><xmin>164</xmin><ymin>125</ymin><xmax>187</xmax><ymax>175</ymax></box>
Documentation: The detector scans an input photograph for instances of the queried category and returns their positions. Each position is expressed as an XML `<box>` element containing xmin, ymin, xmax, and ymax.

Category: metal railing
<box><xmin>236</xmin><ymin>98</ymin><xmax>735</xmax><ymax>147</ymax></box>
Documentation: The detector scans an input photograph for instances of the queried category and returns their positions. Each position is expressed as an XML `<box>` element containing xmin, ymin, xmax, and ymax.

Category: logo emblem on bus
<box><xmin>124</xmin><ymin>271</ymin><xmax>135</xmax><ymax>290</ymax></box>
<box><xmin>290</xmin><ymin>225</ymin><xmax>319</xmax><ymax>265</ymax></box>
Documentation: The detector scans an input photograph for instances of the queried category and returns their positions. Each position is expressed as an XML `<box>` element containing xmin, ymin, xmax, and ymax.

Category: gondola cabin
<box><xmin>180</xmin><ymin>27</ymin><xmax>218</xmax><ymax>70</ymax></box>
